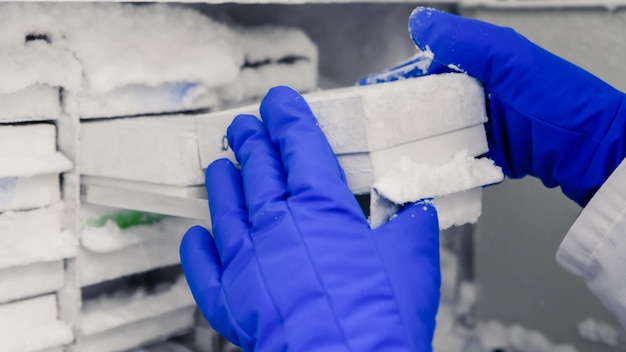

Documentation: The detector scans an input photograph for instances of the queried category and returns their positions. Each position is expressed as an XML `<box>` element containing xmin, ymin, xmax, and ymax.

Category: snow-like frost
<box><xmin>0</xmin><ymin>3</ymin><xmax>242</xmax><ymax>94</ymax></box>
<box><xmin>81</xmin><ymin>275</ymin><xmax>194</xmax><ymax>336</ymax></box>
<box><xmin>373</xmin><ymin>150</ymin><xmax>503</xmax><ymax>204</ymax></box>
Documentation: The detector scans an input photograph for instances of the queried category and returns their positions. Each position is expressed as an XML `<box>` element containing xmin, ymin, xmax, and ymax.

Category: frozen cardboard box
<box><xmin>0</xmin><ymin>43</ymin><xmax>79</xmax><ymax>123</ymax></box>
<box><xmin>0</xmin><ymin>123</ymin><xmax>72</xmax><ymax>212</ymax></box>
<box><xmin>79</xmin><ymin>205</ymin><xmax>208</xmax><ymax>286</ymax></box>
<box><xmin>218</xmin><ymin>25</ymin><xmax>318</xmax><ymax>106</ymax></box>
<box><xmin>0</xmin><ymin>3</ymin><xmax>241</xmax><ymax>119</ymax></box>
<box><xmin>0</xmin><ymin>294</ymin><xmax>74</xmax><ymax>352</ymax></box>
<box><xmin>0</xmin><ymin>205</ymin><xmax>76</xmax><ymax>302</ymax></box>
<box><xmin>81</xmin><ymin>73</ymin><xmax>503</xmax><ymax>228</ymax></box>
<box><xmin>78</xmin><ymin>275</ymin><xmax>195</xmax><ymax>351</ymax></box>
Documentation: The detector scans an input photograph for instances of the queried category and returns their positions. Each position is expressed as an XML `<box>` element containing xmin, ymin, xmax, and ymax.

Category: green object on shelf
<box><xmin>88</xmin><ymin>210</ymin><xmax>167</xmax><ymax>229</ymax></box>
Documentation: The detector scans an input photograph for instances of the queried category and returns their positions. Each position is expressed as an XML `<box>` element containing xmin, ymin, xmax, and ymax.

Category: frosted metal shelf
<box><xmin>81</xmin><ymin>176</ymin><xmax>210</xmax><ymax>221</ymax></box>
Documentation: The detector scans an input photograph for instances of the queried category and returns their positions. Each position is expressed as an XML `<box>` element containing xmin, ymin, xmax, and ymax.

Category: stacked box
<box><xmin>0</xmin><ymin>106</ymin><xmax>76</xmax><ymax>352</ymax></box>
<box><xmin>79</xmin><ymin>272</ymin><xmax>196</xmax><ymax>352</ymax></box>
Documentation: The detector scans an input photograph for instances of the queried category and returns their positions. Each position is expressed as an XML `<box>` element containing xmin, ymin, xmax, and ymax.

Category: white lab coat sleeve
<box><xmin>556</xmin><ymin>158</ymin><xmax>626</xmax><ymax>328</ymax></box>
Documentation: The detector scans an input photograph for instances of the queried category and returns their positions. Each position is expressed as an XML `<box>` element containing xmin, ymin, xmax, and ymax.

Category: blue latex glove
<box><xmin>360</xmin><ymin>7</ymin><xmax>626</xmax><ymax>207</ymax></box>
<box><xmin>180</xmin><ymin>86</ymin><xmax>441</xmax><ymax>351</ymax></box>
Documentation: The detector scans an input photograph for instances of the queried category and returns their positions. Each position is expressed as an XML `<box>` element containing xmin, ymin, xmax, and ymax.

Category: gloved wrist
<box><xmin>360</xmin><ymin>7</ymin><xmax>626</xmax><ymax>207</ymax></box>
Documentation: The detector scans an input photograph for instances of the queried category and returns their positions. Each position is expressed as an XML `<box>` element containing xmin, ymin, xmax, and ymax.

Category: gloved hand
<box><xmin>360</xmin><ymin>7</ymin><xmax>626</xmax><ymax>207</ymax></box>
<box><xmin>180</xmin><ymin>86</ymin><xmax>441</xmax><ymax>351</ymax></box>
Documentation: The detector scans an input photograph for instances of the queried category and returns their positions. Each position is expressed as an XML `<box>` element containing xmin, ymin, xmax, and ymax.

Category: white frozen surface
<box><xmin>0</xmin><ymin>85</ymin><xmax>61</xmax><ymax>122</ymax></box>
<box><xmin>0</xmin><ymin>230</ymin><xmax>77</xmax><ymax>269</ymax></box>
<box><xmin>0</xmin><ymin>206</ymin><xmax>76</xmax><ymax>271</ymax></box>
<box><xmin>0</xmin><ymin>123</ymin><xmax>55</xmax><ymax>157</ymax></box>
<box><xmin>0</xmin><ymin>42</ymin><xmax>81</xmax><ymax>94</ymax></box>
<box><xmin>78</xmin><ymin>83</ymin><xmax>220</xmax><ymax>119</ymax></box>
<box><xmin>367</xmin><ymin>124</ymin><xmax>489</xmax><ymax>179</ymax></box>
<box><xmin>235</xmin><ymin>25</ymin><xmax>317</xmax><ymax>64</ymax></box>
<box><xmin>374</xmin><ymin>151</ymin><xmax>503</xmax><ymax>204</ymax></box>
<box><xmin>0</xmin><ymin>3</ymin><xmax>242</xmax><ymax>94</ymax></box>
<box><xmin>80</xmin><ymin>116</ymin><xmax>204</xmax><ymax>186</ymax></box>
<box><xmin>0</xmin><ymin>261</ymin><xmax>64</xmax><ymax>304</ymax></box>
<box><xmin>0</xmin><ymin>294</ymin><xmax>57</xmax><ymax>332</ymax></box>
<box><xmin>0</xmin><ymin>296</ymin><xmax>73</xmax><ymax>349</ymax></box>
<box><xmin>317</xmin><ymin>73</ymin><xmax>486</xmax><ymax>153</ymax></box>
<box><xmin>78</xmin><ymin>307</ymin><xmax>195</xmax><ymax>352</ymax></box>
<box><xmin>79</xmin><ymin>236</ymin><xmax>184</xmax><ymax>286</ymax></box>
<box><xmin>0</xmin><ymin>174</ymin><xmax>62</xmax><ymax>212</ymax></box>
<box><xmin>81</xmin><ymin>211</ymin><xmax>204</xmax><ymax>253</ymax></box>
<box><xmin>0</xmin><ymin>153</ymin><xmax>73</xmax><ymax>179</ymax></box>
<box><xmin>370</xmin><ymin>188</ymin><xmax>484</xmax><ymax>230</ymax></box>
<box><xmin>81</xmin><ymin>75</ymin><xmax>484</xmax><ymax>187</ymax></box>
<box><xmin>578</xmin><ymin>318</ymin><xmax>620</xmax><ymax>348</ymax></box>
<box><xmin>340</xmin><ymin>124</ymin><xmax>489</xmax><ymax>195</ymax></box>
<box><xmin>199</xmin><ymin>73</ymin><xmax>486</xmax><ymax>167</ymax></box>
<box><xmin>476</xmin><ymin>321</ymin><xmax>579</xmax><ymax>352</ymax></box>
<box><xmin>0</xmin><ymin>204</ymin><xmax>62</xmax><ymax>236</ymax></box>
<box><xmin>219</xmin><ymin>26</ymin><xmax>318</xmax><ymax>104</ymax></box>
<box><xmin>78</xmin><ymin>210</ymin><xmax>198</xmax><ymax>285</ymax></box>
<box><xmin>0</xmin><ymin>320</ymin><xmax>73</xmax><ymax>352</ymax></box>
<box><xmin>434</xmin><ymin>188</ymin><xmax>484</xmax><ymax>230</ymax></box>
<box><xmin>81</xmin><ymin>275</ymin><xmax>194</xmax><ymax>336</ymax></box>
<box><xmin>0</xmin><ymin>4</ymin><xmax>322</xmax><ymax>119</ymax></box>
<box><xmin>220</xmin><ymin>60</ymin><xmax>318</xmax><ymax>105</ymax></box>
<box><xmin>0</xmin><ymin>124</ymin><xmax>71</xmax><ymax>180</ymax></box>
<box><xmin>80</xmin><ymin>218</ymin><xmax>195</xmax><ymax>253</ymax></box>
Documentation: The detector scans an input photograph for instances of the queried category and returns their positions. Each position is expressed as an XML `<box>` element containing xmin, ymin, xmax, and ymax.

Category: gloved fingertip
<box><xmin>262</xmin><ymin>85</ymin><xmax>302</xmax><ymax>111</ymax></box>
<box><xmin>226</xmin><ymin>114</ymin><xmax>263</xmax><ymax>154</ymax></box>
<box><xmin>260</xmin><ymin>85</ymin><xmax>311</xmax><ymax>123</ymax></box>
<box><xmin>389</xmin><ymin>199</ymin><xmax>439</xmax><ymax>233</ymax></box>
<box><xmin>180</xmin><ymin>225</ymin><xmax>217</xmax><ymax>262</ymax></box>
<box><xmin>408</xmin><ymin>6</ymin><xmax>441</xmax><ymax>50</ymax></box>
<box><xmin>205</xmin><ymin>157</ymin><xmax>240</xmax><ymax>197</ymax></box>
<box><xmin>206</xmin><ymin>158</ymin><xmax>237</xmax><ymax>179</ymax></box>
<box><xmin>266</xmin><ymin>85</ymin><xmax>300</xmax><ymax>98</ymax></box>
<box><xmin>180</xmin><ymin>225</ymin><xmax>222</xmax><ymax>290</ymax></box>
<box><xmin>402</xmin><ymin>199</ymin><xmax>437</xmax><ymax>216</ymax></box>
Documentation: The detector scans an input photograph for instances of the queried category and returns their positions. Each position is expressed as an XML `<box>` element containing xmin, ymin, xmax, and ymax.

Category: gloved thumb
<box><xmin>408</xmin><ymin>7</ymin><xmax>536</xmax><ymax>93</ymax></box>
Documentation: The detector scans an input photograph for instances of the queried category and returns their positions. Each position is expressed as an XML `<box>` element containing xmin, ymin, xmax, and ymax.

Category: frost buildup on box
<box><xmin>78</xmin><ymin>275</ymin><xmax>196</xmax><ymax>352</ymax></box>
<box><xmin>79</xmin><ymin>73</ymin><xmax>503</xmax><ymax>228</ymax></box>
<box><xmin>218</xmin><ymin>25</ymin><xmax>318</xmax><ymax>106</ymax></box>
<box><xmin>201</xmin><ymin>72</ymin><xmax>504</xmax><ymax>229</ymax></box>
<box><xmin>79</xmin><ymin>205</ymin><xmax>209</xmax><ymax>287</ymax></box>
<box><xmin>0</xmin><ymin>3</ymin><xmax>318</xmax><ymax>120</ymax></box>
<box><xmin>0</xmin><ymin>124</ymin><xmax>72</xmax><ymax>212</ymax></box>
<box><xmin>0</xmin><ymin>295</ymin><xmax>73</xmax><ymax>352</ymax></box>
<box><xmin>0</xmin><ymin>3</ymin><xmax>80</xmax><ymax>123</ymax></box>
<box><xmin>75</xmin><ymin>205</ymin><xmax>209</xmax><ymax>350</ymax></box>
